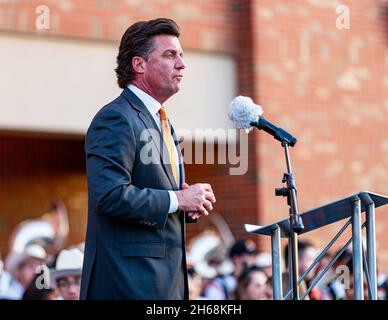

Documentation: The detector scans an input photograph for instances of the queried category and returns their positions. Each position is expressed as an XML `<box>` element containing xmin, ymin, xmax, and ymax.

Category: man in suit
<box><xmin>80</xmin><ymin>18</ymin><xmax>216</xmax><ymax>300</ymax></box>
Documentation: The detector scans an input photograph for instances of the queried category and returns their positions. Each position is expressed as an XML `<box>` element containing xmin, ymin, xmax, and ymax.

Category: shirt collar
<box><xmin>128</xmin><ymin>84</ymin><xmax>161</xmax><ymax>116</ymax></box>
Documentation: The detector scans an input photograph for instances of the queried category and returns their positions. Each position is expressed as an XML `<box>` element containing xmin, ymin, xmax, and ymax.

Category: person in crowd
<box><xmin>50</xmin><ymin>247</ymin><xmax>83</xmax><ymax>300</ymax></box>
<box><xmin>230</xmin><ymin>239</ymin><xmax>258</xmax><ymax>278</ymax></box>
<box><xmin>22</xmin><ymin>272</ymin><xmax>58</xmax><ymax>300</ymax></box>
<box><xmin>187</xmin><ymin>264</ymin><xmax>207</xmax><ymax>300</ymax></box>
<box><xmin>255</xmin><ymin>251</ymin><xmax>272</xmax><ymax>277</ymax></box>
<box><xmin>320</xmin><ymin>248</ymin><xmax>353</xmax><ymax>300</ymax></box>
<box><xmin>202</xmin><ymin>238</ymin><xmax>257</xmax><ymax>300</ymax></box>
<box><xmin>284</xmin><ymin>240</ymin><xmax>321</xmax><ymax>299</ymax></box>
<box><xmin>0</xmin><ymin>244</ymin><xmax>47</xmax><ymax>300</ymax></box>
<box><xmin>343</xmin><ymin>258</ymin><xmax>369</xmax><ymax>300</ymax></box>
<box><xmin>263</xmin><ymin>275</ymin><xmax>276</xmax><ymax>300</ymax></box>
<box><xmin>234</xmin><ymin>266</ymin><xmax>269</xmax><ymax>300</ymax></box>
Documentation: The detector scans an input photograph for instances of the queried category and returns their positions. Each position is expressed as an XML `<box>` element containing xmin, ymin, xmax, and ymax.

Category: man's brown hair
<box><xmin>115</xmin><ymin>18</ymin><xmax>181</xmax><ymax>89</ymax></box>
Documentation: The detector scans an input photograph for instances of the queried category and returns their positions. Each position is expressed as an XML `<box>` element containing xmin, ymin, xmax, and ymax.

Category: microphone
<box><xmin>228</xmin><ymin>96</ymin><xmax>297</xmax><ymax>147</ymax></box>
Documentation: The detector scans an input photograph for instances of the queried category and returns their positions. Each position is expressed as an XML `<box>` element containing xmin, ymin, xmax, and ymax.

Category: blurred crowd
<box><xmin>1</xmin><ymin>204</ymin><xmax>388</xmax><ymax>300</ymax></box>
<box><xmin>0</xmin><ymin>202</ymin><xmax>83</xmax><ymax>300</ymax></box>
<box><xmin>186</xmin><ymin>235</ymin><xmax>388</xmax><ymax>300</ymax></box>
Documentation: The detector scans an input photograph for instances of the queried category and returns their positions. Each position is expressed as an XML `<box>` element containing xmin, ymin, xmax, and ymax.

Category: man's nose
<box><xmin>68</xmin><ymin>283</ymin><xmax>79</xmax><ymax>293</ymax></box>
<box><xmin>176</xmin><ymin>56</ymin><xmax>186</xmax><ymax>69</ymax></box>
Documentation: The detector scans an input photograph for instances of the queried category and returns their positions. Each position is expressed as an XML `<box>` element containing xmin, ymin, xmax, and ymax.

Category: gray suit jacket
<box><xmin>80</xmin><ymin>88</ymin><xmax>191</xmax><ymax>300</ymax></box>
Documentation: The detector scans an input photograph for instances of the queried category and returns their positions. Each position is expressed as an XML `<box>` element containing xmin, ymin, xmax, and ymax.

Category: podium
<box><xmin>245</xmin><ymin>191</ymin><xmax>388</xmax><ymax>300</ymax></box>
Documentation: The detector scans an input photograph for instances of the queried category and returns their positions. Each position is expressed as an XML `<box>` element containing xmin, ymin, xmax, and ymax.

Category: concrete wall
<box><xmin>0</xmin><ymin>34</ymin><xmax>237</xmax><ymax>138</ymax></box>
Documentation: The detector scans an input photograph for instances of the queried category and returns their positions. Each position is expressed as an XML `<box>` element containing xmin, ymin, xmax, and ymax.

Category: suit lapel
<box><xmin>121</xmin><ymin>88</ymin><xmax>179</xmax><ymax>190</ymax></box>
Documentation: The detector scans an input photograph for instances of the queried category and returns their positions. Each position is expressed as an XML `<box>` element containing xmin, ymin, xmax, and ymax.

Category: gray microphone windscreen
<box><xmin>228</xmin><ymin>96</ymin><xmax>263</xmax><ymax>129</ymax></box>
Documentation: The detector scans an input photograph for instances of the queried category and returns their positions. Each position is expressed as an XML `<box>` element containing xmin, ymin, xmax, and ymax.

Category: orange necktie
<box><xmin>159</xmin><ymin>107</ymin><xmax>178</xmax><ymax>184</ymax></box>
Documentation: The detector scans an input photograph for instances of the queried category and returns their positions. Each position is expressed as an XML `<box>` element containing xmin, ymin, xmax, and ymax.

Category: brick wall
<box><xmin>0</xmin><ymin>0</ymin><xmax>237</xmax><ymax>53</ymax></box>
<box><xmin>251</xmin><ymin>0</ymin><xmax>388</xmax><ymax>270</ymax></box>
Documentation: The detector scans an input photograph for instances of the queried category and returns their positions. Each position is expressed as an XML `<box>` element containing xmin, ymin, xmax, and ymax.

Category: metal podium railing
<box><xmin>245</xmin><ymin>191</ymin><xmax>388</xmax><ymax>300</ymax></box>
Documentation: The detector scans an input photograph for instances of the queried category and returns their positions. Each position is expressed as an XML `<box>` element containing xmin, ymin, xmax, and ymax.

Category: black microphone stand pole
<box><xmin>275</xmin><ymin>142</ymin><xmax>304</xmax><ymax>300</ymax></box>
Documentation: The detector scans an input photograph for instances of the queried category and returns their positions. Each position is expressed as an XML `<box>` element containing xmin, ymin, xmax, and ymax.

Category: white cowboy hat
<box><xmin>5</xmin><ymin>244</ymin><xmax>47</xmax><ymax>273</ymax></box>
<box><xmin>49</xmin><ymin>248</ymin><xmax>83</xmax><ymax>288</ymax></box>
<box><xmin>255</xmin><ymin>252</ymin><xmax>272</xmax><ymax>268</ymax></box>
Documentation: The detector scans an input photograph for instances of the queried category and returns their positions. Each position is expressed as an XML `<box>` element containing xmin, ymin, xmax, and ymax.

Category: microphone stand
<box><xmin>275</xmin><ymin>142</ymin><xmax>304</xmax><ymax>300</ymax></box>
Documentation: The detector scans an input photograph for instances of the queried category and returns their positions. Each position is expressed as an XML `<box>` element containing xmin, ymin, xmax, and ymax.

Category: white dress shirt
<box><xmin>128</xmin><ymin>84</ymin><xmax>179</xmax><ymax>214</ymax></box>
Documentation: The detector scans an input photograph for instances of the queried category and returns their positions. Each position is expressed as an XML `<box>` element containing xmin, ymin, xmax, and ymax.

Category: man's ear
<box><xmin>132</xmin><ymin>56</ymin><xmax>146</xmax><ymax>74</ymax></box>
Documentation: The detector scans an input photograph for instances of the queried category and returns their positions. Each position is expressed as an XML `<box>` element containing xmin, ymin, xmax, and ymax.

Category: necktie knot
<box><xmin>159</xmin><ymin>107</ymin><xmax>167</xmax><ymax>121</ymax></box>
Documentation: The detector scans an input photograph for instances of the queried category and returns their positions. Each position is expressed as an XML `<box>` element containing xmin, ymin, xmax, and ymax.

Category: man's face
<box><xmin>245</xmin><ymin>271</ymin><xmax>268</xmax><ymax>300</ymax></box>
<box><xmin>57</xmin><ymin>275</ymin><xmax>81</xmax><ymax>300</ymax></box>
<box><xmin>142</xmin><ymin>35</ymin><xmax>186</xmax><ymax>102</ymax></box>
<box><xmin>299</xmin><ymin>247</ymin><xmax>318</xmax><ymax>280</ymax></box>
<box><xmin>234</xmin><ymin>253</ymin><xmax>256</xmax><ymax>268</ymax></box>
<box><xmin>188</xmin><ymin>273</ymin><xmax>202</xmax><ymax>300</ymax></box>
<box><xmin>15</xmin><ymin>258</ymin><xmax>45</xmax><ymax>289</ymax></box>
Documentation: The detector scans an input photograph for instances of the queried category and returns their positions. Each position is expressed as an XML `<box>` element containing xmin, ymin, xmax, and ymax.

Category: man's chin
<box><xmin>168</xmin><ymin>86</ymin><xmax>180</xmax><ymax>95</ymax></box>
<box><xmin>173</xmin><ymin>83</ymin><xmax>182</xmax><ymax>92</ymax></box>
<box><xmin>163</xmin><ymin>85</ymin><xmax>181</xmax><ymax>100</ymax></box>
